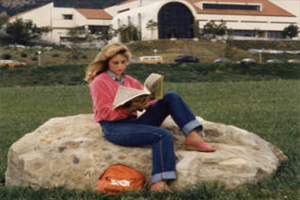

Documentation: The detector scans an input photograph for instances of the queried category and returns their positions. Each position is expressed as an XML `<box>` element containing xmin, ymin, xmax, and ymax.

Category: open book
<box><xmin>113</xmin><ymin>73</ymin><xmax>163</xmax><ymax>110</ymax></box>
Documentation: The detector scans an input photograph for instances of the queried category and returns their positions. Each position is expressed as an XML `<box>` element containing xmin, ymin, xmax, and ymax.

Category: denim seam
<box><xmin>182</xmin><ymin>119</ymin><xmax>202</xmax><ymax>136</ymax></box>
<box><xmin>159</xmin><ymin>138</ymin><xmax>164</xmax><ymax>179</ymax></box>
<box><xmin>105</xmin><ymin>131</ymin><xmax>161</xmax><ymax>136</ymax></box>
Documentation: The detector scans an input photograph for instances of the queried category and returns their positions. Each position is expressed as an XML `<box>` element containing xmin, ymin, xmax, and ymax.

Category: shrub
<box><xmin>1</xmin><ymin>53</ymin><xmax>11</xmax><ymax>59</ymax></box>
<box><xmin>52</xmin><ymin>53</ymin><xmax>60</xmax><ymax>57</ymax></box>
<box><xmin>21</xmin><ymin>52</ymin><xmax>27</xmax><ymax>57</ymax></box>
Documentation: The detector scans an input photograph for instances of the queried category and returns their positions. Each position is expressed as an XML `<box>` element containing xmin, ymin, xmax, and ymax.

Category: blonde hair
<box><xmin>85</xmin><ymin>43</ymin><xmax>131</xmax><ymax>83</ymax></box>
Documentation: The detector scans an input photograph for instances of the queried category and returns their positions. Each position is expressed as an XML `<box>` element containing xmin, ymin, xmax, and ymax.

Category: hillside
<box><xmin>0</xmin><ymin>0</ymin><xmax>126</xmax><ymax>16</ymax></box>
<box><xmin>128</xmin><ymin>40</ymin><xmax>250</xmax><ymax>63</ymax></box>
<box><xmin>1</xmin><ymin>40</ymin><xmax>300</xmax><ymax>66</ymax></box>
<box><xmin>0</xmin><ymin>39</ymin><xmax>253</xmax><ymax>66</ymax></box>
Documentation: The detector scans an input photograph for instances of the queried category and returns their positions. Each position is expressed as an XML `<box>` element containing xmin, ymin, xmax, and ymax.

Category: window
<box><xmin>63</xmin><ymin>14</ymin><xmax>73</xmax><ymax>20</ymax></box>
<box><xmin>118</xmin><ymin>8</ymin><xmax>130</xmax><ymax>13</ymax></box>
<box><xmin>118</xmin><ymin>19</ymin><xmax>121</xmax><ymax>28</ymax></box>
<box><xmin>158</xmin><ymin>2</ymin><xmax>193</xmax><ymax>39</ymax></box>
<box><xmin>88</xmin><ymin>26</ymin><xmax>109</xmax><ymax>34</ymax></box>
<box><xmin>203</xmin><ymin>3</ymin><xmax>260</xmax><ymax>11</ymax></box>
<box><xmin>128</xmin><ymin>16</ymin><xmax>131</xmax><ymax>25</ymax></box>
<box><xmin>268</xmin><ymin>31</ymin><xmax>284</xmax><ymax>39</ymax></box>
<box><xmin>234</xmin><ymin>30</ymin><xmax>255</xmax><ymax>37</ymax></box>
<box><xmin>138</xmin><ymin>13</ymin><xmax>142</xmax><ymax>30</ymax></box>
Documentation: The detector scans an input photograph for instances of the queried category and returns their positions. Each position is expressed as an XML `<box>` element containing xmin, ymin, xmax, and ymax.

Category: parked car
<box><xmin>240</xmin><ymin>58</ymin><xmax>257</xmax><ymax>64</ymax></box>
<box><xmin>247</xmin><ymin>49</ymin><xmax>260</xmax><ymax>53</ymax></box>
<box><xmin>0</xmin><ymin>59</ymin><xmax>26</xmax><ymax>68</ymax></box>
<box><xmin>8</xmin><ymin>44</ymin><xmax>26</xmax><ymax>49</ymax></box>
<box><xmin>266</xmin><ymin>59</ymin><xmax>283</xmax><ymax>64</ymax></box>
<box><xmin>43</xmin><ymin>46</ymin><xmax>53</xmax><ymax>50</ymax></box>
<box><xmin>213</xmin><ymin>59</ymin><xmax>230</xmax><ymax>63</ymax></box>
<box><xmin>287</xmin><ymin>59</ymin><xmax>300</xmax><ymax>63</ymax></box>
<box><xmin>31</xmin><ymin>45</ymin><xmax>42</xmax><ymax>49</ymax></box>
<box><xmin>130</xmin><ymin>57</ymin><xmax>139</xmax><ymax>63</ymax></box>
<box><xmin>174</xmin><ymin>55</ymin><xmax>200</xmax><ymax>63</ymax></box>
<box><xmin>139</xmin><ymin>56</ymin><xmax>164</xmax><ymax>64</ymax></box>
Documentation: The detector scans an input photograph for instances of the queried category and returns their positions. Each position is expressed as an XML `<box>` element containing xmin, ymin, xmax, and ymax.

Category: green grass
<box><xmin>0</xmin><ymin>80</ymin><xmax>299</xmax><ymax>199</ymax></box>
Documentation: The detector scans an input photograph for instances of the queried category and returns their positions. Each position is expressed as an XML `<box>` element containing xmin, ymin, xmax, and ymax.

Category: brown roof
<box><xmin>186</xmin><ymin>0</ymin><xmax>294</xmax><ymax>17</ymax></box>
<box><xmin>75</xmin><ymin>8</ymin><xmax>113</xmax><ymax>20</ymax></box>
<box><xmin>120</xmin><ymin>0</ymin><xmax>294</xmax><ymax>17</ymax></box>
<box><xmin>11</xmin><ymin>7</ymin><xmax>113</xmax><ymax>20</ymax></box>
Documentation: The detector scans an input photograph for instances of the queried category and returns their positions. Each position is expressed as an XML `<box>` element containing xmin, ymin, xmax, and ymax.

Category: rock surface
<box><xmin>5</xmin><ymin>114</ymin><xmax>288</xmax><ymax>191</ymax></box>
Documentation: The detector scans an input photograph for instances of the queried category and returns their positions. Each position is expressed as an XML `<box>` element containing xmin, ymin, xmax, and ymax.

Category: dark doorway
<box><xmin>158</xmin><ymin>2</ymin><xmax>194</xmax><ymax>39</ymax></box>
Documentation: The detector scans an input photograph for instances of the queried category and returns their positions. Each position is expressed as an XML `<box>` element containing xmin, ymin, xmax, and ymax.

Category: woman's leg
<box><xmin>100</xmin><ymin>120</ymin><xmax>176</xmax><ymax>184</ymax></box>
<box><xmin>138</xmin><ymin>91</ymin><xmax>202</xmax><ymax>136</ymax></box>
<box><xmin>138</xmin><ymin>92</ymin><xmax>215</xmax><ymax>151</ymax></box>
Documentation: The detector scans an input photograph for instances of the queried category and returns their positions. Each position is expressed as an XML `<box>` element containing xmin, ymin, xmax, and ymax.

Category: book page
<box><xmin>144</xmin><ymin>73</ymin><xmax>163</xmax><ymax>95</ymax></box>
<box><xmin>113</xmin><ymin>86</ymin><xmax>150</xmax><ymax>110</ymax></box>
<box><xmin>113</xmin><ymin>73</ymin><xmax>164</xmax><ymax>110</ymax></box>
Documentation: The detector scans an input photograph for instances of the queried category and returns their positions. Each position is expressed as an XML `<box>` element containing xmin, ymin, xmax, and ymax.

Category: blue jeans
<box><xmin>100</xmin><ymin>92</ymin><xmax>202</xmax><ymax>183</ymax></box>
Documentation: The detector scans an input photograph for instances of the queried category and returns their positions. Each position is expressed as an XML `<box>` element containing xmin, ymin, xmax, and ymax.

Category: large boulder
<box><xmin>5</xmin><ymin>114</ymin><xmax>287</xmax><ymax>191</ymax></box>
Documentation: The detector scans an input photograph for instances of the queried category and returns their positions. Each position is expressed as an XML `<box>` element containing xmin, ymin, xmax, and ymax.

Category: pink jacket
<box><xmin>90</xmin><ymin>72</ymin><xmax>143</xmax><ymax>122</ymax></box>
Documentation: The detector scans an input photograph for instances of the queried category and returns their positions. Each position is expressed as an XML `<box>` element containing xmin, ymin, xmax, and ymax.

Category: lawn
<box><xmin>0</xmin><ymin>80</ymin><xmax>299</xmax><ymax>200</ymax></box>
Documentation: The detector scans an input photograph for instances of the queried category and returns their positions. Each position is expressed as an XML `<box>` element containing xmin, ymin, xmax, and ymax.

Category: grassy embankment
<box><xmin>1</xmin><ymin>40</ymin><xmax>300</xmax><ymax>66</ymax></box>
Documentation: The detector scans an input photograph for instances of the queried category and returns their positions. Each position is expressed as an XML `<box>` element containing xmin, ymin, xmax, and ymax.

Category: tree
<box><xmin>283</xmin><ymin>24</ymin><xmax>299</xmax><ymax>39</ymax></box>
<box><xmin>66</xmin><ymin>26</ymin><xmax>88</xmax><ymax>59</ymax></box>
<box><xmin>202</xmin><ymin>20</ymin><xmax>227</xmax><ymax>39</ymax></box>
<box><xmin>118</xmin><ymin>24</ymin><xmax>140</xmax><ymax>43</ymax></box>
<box><xmin>146</xmin><ymin>19</ymin><xmax>158</xmax><ymax>40</ymax></box>
<box><xmin>96</xmin><ymin>25</ymin><xmax>117</xmax><ymax>45</ymax></box>
<box><xmin>254</xmin><ymin>28</ymin><xmax>263</xmax><ymax>38</ymax></box>
<box><xmin>192</xmin><ymin>18</ymin><xmax>200</xmax><ymax>39</ymax></box>
<box><xmin>67</xmin><ymin>26</ymin><xmax>86</xmax><ymax>43</ymax></box>
<box><xmin>1</xmin><ymin>0</ymin><xmax>27</xmax><ymax>12</ymax></box>
<box><xmin>0</xmin><ymin>12</ymin><xmax>9</xmax><ymax>29</ymax></box>
<box><xmin>5</xmin><ymin>18</ymin><xmax>50</xmax><ymax>44</ymax></box>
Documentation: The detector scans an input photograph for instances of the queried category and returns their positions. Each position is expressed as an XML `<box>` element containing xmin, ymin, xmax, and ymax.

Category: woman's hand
<box><xmin>129</xmin><ymin>97</ymin><xmax>150</xmax><ymax>112</ymax></box>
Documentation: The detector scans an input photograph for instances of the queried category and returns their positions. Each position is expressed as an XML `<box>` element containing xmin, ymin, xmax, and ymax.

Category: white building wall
<box><xmin>11</xmin><ymin>2</ymin><xmax>53</xmax><ymax>27</ymax></box>
<box><xmin>52</xmin><ymin>8</ymin><xmax>86</xmax><ymax>28</ymax></box>
<box><xmin>105</xmin><ymin>0</ymin><xmax>160</xmax><ymax>17</ymax></box>
<box><xmin>197</xmin><ymin>14</ymin><xmax>298</xmax><ymax>31</ymax></box>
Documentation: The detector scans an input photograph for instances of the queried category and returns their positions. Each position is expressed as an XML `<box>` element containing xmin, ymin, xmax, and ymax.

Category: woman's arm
<box><xmin>91</xmin><ymin>80</ymin><xmax>133</xmax><ymax>122</ymax></box>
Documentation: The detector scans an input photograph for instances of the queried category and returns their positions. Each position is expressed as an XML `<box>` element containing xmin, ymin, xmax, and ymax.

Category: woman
<box><xmin>85</xmin><ymin>43</ymin><xmax>215</xmax><ymax>192</ymax></box>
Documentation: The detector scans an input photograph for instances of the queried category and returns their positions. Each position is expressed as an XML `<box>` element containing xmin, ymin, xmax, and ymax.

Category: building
<box><xmin>108</xmin><ymin>0</ymin><xmax>299</xmax><ymax>41</ymax></box>
<box><xmin>10</xmin><ymin>2</ymin><xmax>112</xmax><ymax>45</ymax></box>
<box><xmin>10</xmin><ymin>0</ymin><xmax>300</xmax><ymax>44</ymax></box>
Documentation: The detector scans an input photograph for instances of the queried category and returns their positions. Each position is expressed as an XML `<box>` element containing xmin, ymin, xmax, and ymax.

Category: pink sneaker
<box><xmin>185</xmin><ymin>139</ymin><xmax>215</xmax><ymax>152</ymax></box>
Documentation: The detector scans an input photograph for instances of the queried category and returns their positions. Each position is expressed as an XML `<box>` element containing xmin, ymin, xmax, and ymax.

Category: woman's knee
<box><xmin>163</xmin><ymin>91</ymin><xmax>181</xmax><ymax>101</ymax></box>
<box><xmin>157</xmin><ymin>129</ymin><xmax>173</xmax><ymax>141</ymax></box>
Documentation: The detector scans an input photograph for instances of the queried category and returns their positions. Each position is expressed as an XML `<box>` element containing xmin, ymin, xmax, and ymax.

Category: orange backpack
<box><xmin>97</xmin><ymin>164</ymin><xmax>145</xmax><ymax>194</ymax></box>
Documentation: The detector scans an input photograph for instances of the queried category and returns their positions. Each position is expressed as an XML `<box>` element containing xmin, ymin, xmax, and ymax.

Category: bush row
<box><xmin>227</xmin><ymin>40</ymin><xmax>300</xmax><ymax>51</ymax></box>
<box><xmin>0</xmin><ymin>63</ymin><xmax>299</xmax><ymax>87</ymax></box>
